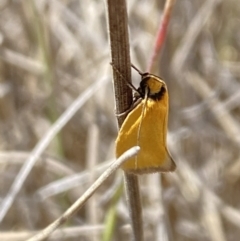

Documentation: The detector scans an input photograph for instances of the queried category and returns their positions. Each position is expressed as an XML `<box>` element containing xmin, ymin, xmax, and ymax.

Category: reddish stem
<box><xmin>147</xmin><ymin>0</ymin><xmax>175</xmax><ymax>72</ymax></box>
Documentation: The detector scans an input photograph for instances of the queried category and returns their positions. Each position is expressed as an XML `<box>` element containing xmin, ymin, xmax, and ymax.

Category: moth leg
<box><xmin>115</xmin><ymin>110</ymin><xmax>129</xmax><ymax>117</ymax></box>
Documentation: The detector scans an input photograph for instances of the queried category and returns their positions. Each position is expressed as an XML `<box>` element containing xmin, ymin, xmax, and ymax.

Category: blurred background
<box><xmin>0</xmin><ymin>0</ymin><xmax>240</xmax><ymax>240</ymax></box>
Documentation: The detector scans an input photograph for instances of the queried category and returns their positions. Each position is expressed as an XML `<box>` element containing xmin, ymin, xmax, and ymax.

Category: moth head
<box><xmin>139</xmin><ymin>74</ymin><xmax>166</xmax><ymax>100</ymax></box>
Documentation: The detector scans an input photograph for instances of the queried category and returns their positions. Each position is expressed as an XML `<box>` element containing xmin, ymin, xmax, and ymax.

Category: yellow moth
<box><xmin>115</xmin><ymin>65</ymin><xmax>176</xmax><ymax>174</ymax></box>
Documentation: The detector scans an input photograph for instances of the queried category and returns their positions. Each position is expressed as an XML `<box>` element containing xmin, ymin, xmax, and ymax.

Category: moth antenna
<box><xmin>110</xmin><ymin>63</ymin><xmax>139</xmax><ymax>93</ymax></box>
<box><xmin>126</xmin><ymin>82</ymin><xmax>139</xmax><ymax>92</ymax></box>
<box><xmin>131</xmin><ymin>64</ymin><xmax>144</xmax><ymax>76</ymax></box>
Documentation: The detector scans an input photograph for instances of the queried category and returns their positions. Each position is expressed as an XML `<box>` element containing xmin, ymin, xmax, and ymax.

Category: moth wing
<box><xmin>159</xmin><ymin>149</ymin><xmax>176</xmax><ymax>172</ymax></box>
<box><xmin>116</xmin><ymin>102</ymin><xmax>144</xmax><ymax>156</ymax></box>
<box><xmin>116</xmin><ymin>96</ymin><xmax>177</xmax><ymax>174</ymax></box>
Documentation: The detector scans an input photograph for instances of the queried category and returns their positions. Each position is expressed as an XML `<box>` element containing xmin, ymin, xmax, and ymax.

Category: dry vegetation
<box><xmin>0</xmin><ymin>0</ymin><xmax>240</xmax><ymax>240</ymax></box>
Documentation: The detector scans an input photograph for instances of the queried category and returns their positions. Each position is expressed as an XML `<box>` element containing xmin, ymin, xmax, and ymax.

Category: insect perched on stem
<box><xmin>115</xmin><ymin>64</ymin><xmax>176</xmax><ymax>174</ymax></box>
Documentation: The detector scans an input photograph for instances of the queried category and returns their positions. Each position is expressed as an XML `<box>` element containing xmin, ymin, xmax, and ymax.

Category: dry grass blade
<box><xmin>86</xmin><ymin>124</ymin><xmax>99</xmax><ymax>241</ymax></box>
<box><xmin>0</xmin><ymin>151</ymin><xmax>74</xmax><ymax>176</ymax></box>
<box><xmin>171</xmin><ymin>0</ymin><xmax>222</xmax><ymax>74</ymax></box>
<box><xmin>26</xmin><ymin>146</ymin><xmax>140</xmax><ymax>241</ymax></box>
<box><xmin>1</xmin><ymin>0</ymin><xmax>239</xmax><ymax>240</ymax></box>
<box><xmin>0</xmin><ymin>77</ymin><xmax>108</xmax><ymax>223</ymax></box>
<box><xmin>36</xmin><ymin>160</ymin><xmax>112</xmax><ymax>200</ymax></box>
<box><xmin>185</xmin><ymin>71</ymin><xmax>240</xmax><ymax>144</ymax></box>
<box><xmin>0</xmin><ymin>226</ymin><xmax>105</xmax><ymax>241</ymax></box>
<box><xmin>0</xmin><ymin>48</ymin><xmax>44</xmax><ymax>74</ymax></box>
<box><xmin>168</xmin><ymin>138</ymin><xmax>240</xmax><ymax>238</ymax></box>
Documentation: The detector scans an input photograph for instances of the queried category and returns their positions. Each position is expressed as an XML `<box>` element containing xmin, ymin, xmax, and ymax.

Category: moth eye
<box><xmin>161</xmin><ymin>85</ymin><xmax>166</xmax><ymax>93</ymax></box>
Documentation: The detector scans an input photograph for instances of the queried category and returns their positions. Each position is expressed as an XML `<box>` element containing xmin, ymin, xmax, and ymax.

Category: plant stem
<box><xmin>106</xmin><ymin>0</ymin><xmax>144</xmax><ymax>240</ymax></box>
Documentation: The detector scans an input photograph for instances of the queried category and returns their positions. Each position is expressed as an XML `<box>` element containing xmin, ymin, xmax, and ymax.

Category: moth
<box><xmin>115</xmin><ymin>65</ymin><xmax>176</xmax><ymax>174</ymax></box>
